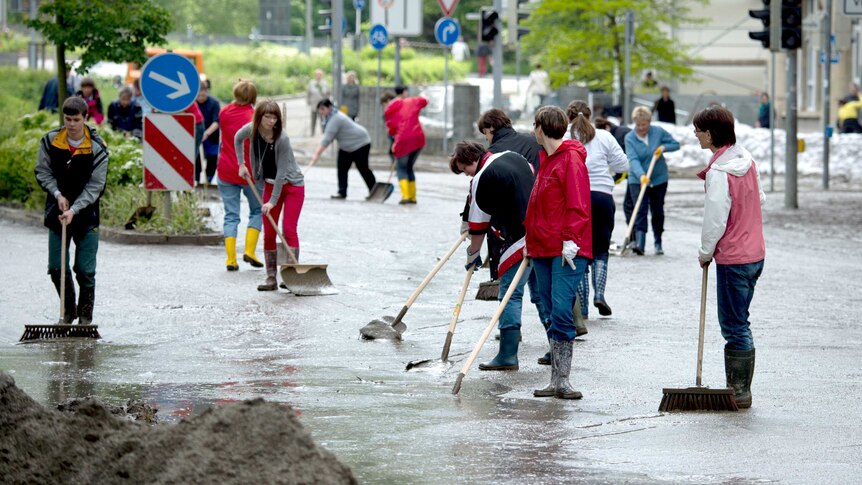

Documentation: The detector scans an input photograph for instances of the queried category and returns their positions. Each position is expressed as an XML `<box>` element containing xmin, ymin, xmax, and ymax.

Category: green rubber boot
<box><xmin>479</xmin><ymin>329</ymin><xmax>520</xmax><ymax>371</ymax></box>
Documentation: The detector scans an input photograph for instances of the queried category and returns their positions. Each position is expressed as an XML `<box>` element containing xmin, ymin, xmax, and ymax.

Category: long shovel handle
<box><xmin>244</xmin><ymin>174</ymin><xmax>298</xmax><ymax>264</ymax></box>
<box><xmin>385</xmin><ymin>160</ymin><xmax>397</xmax><ymax>185</ymax></box>
<box><xmin>452</xmin><ymin>257</ymin><xmax>529</xmax><ymax>395</ymax></box>
<box><xmin>623</xmin><ymin>147</ymin><xmax>663</xmax><ymax>246</ymax></box>
<box><xmin>59</xmin><ymin>220</ymin><xmax>67</xmax><ymax>322</ymax></box>
<box><xmin>696</xmin><ymin>266</ymin><xmax>708</xmax><ymax>387</ymax></box>
<box><xmin>441</xmin><ymin>265</ymin><xmax>475</xmax><ymax>361</ymax></box>
<box><xmin>391</xmin><ymin>232</ymin><xmax>468</xmax><ymax>328</ymax></box>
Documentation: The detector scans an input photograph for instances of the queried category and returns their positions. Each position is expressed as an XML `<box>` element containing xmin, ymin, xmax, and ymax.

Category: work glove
<box><xmin>640</xmin><ymin>174</ymin><xmax>650</xmax><ymax>186</ymax></box>
<box><xmin>460</xmin><ymin>220</ymin><xmax>469</xmax><ymax>235</ymax></box>
<box><xmin>465</xmin><ymin>246</ymin><xmax>483</xmax><ymax>271</ymax></box>
<box><xmin>654</xmin><ymin>145</ymin><xmax>664</xmax><ymax>157</ymax></box>
<box><xmin>561</xmin><ymin>240</ymin><xmax>579</xmax><ymax>270</ymax></box>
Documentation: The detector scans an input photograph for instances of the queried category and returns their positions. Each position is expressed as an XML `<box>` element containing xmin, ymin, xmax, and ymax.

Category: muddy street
<box><xmin>2</xmin><ymin>166</ymin><xmax>862</xmax><ymax>483</ymax></box>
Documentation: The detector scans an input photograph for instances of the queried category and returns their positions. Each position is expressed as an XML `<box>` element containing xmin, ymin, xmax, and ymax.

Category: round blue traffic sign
<box><xmin>369</xmin><ymin>24</ymin><xmax>389</xmax><ymax>51</ymax></box>
<box><xmin>140</xmin><ymin>53</ymin><xmax>201</xmax><ymax>114</ymax></box>
<box><xmin>435</xmin><ymin>17</ymin><xmax>460</xmax><ymax>47</ymax></box>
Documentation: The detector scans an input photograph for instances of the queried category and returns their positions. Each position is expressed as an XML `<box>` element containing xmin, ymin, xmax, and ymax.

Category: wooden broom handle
<box><xmin>696</xmin><ymin>266</ymin><xmax>708</xmax><ymax>387</ymax></box>
<box><xmin>405</xmin><ymin>232</ymin><xmax>468</xmax><ymax>309</ymax></box>
<box><xmin>59</xmin><ymin>220</ymin><xmax>67</xmax><ymax>322</ymax></box>
<box><xmin>441</xmin><ymin>265</ymin><xmax>475</xmax><ymax>361</ymax></box>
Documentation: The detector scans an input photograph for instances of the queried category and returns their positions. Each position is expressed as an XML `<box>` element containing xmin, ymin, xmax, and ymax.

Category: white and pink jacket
<box><xmin>697</xmin><ymin>144</ymin><xmax>766</xmax><ymax>265</ymax></box>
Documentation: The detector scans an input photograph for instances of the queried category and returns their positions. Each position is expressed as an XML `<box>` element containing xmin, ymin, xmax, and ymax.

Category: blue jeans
<box><xmin>716</xmin><ymin>260</ymin><xmax>764</xmax><ymax>351</ymax></box>
<box><xmin>527</xmin><ymin>269</ymin><xmax>550</xmax><ymax>325</ymax></box>
<box><xmin>395</xmin><ymin>149</ymin><xmax>420</xmax><ymax>181</ymax></box>
<box><xmin>531</xmin><ymin>256</ymin><xmax>590</xmax><ymax>341</ymax></box>
<box><xmin>218</xmin><ymin>180</ymin><xmax>262</xmax><ymax>238</ymax></box>
<box><xmin>496</xmin><ymin>261</ymin><xmax>531</xmax><ymax>331</ymax></box>
<box><xmin>48</xmin><ymin>227</ymin><xmax>99</xmax><ymax>288</ymax></box>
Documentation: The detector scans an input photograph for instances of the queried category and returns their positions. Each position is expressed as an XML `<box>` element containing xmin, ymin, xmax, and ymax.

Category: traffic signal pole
<box><xmin>492</xmin><ymin>0</ymin><xmax>502</xmax><ymax>108</ymax></box>
<box><xmin>822</xmin><ymin>0</ymin><xmax>832</xmax><ymax>190</ymax></box>
<box><xmin>785</xmin><ymin>48</ymin><xmax>798</xmax><ymax>209</ymax></box>
<box><xmin>333</xmin><ymin>0</ymin><xmax>343</xmax><ymax>106</ymax></box>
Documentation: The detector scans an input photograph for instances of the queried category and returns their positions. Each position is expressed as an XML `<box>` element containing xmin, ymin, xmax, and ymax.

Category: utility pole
<box><xmin>332</xmin><ymin>0</ymin><xmax>343</xmax><ymax>105</ymax></box>
<box><xmin>305</xmin><ymin>0</ymin><xmax>313</xmax><ymax>54</ymax></box>
<box><xmin>769</xmin><ymin>51</ymin><xmax>776</xmax><ymax>192</ymax></box>
<box><xmin>28</xmin><ymin>0</ymin><xmax>38</xmax><ymax>70</ymax></box>
<box><xmin>785</xmin><ymin>49</ymin><xmax>798</xmax><ymax>209</ymax></box>
<box><xmin>492</xmin><ymin>0</ymin><xmax>502</xmax><ymax>108</ymax></box>
<box><xmin>822</xmin><ymin>0</ymin><xmax>832</xmax><ymax>190</ymax></box>
<box><xmin>623</xmin><ymin>10</ymin><xmax>634</xmax><ymax>124</ymax></box>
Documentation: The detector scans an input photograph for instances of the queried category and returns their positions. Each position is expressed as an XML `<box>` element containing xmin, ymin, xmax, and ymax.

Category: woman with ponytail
<box><xmin>564</xmin><ymin>100</ymin><xmax>629</xmax><ymax>319</ymax></box>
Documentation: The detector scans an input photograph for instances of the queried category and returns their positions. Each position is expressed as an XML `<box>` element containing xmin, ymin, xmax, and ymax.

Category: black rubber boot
<box><xmin>258</xmin><ymin>250</ymin><xmax>278</xmax><ymax>291</ymax></box>
<box><xmin>725</xmin><ymin>348</ymin><xmax>755</xmax><ymax>409</ymax></box>
<box><xmin>479</xmin><ymin>329</ymin><xmax>520</xmax><ymax>371</ymax></box>
<box><xmin>633</xmin><ymin>231</ymin><xmax>646</xmax><ymax>256</ymax></box>
<box><xmin>77</xmin><ymin>286</ymin><xmax>95</xmax><ymax>325</ymax></box>
<box><xmin>50</xmin><ymin>269</ymin><xmax>77</xmax><ymax>323</ymax></box>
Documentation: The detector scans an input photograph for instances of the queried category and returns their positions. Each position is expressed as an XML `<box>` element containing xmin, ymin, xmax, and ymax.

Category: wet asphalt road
<box><xmin>2</xmin><ymin>166</ymin><xmax>862</xmax><ymax>484</ymax></box>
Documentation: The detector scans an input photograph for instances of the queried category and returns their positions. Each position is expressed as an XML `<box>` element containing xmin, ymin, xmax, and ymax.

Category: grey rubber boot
<box><xmin>576</xmin><ymin>265</ymin><xmax>589</xmax><ymax>319</ymax></box>
<box><xmin>77</xmin><ymin>286</ymin><xmax>95</xmax><ymax>325</ymax></box>
<box><xmin>592</xmin><ymin>259</ymin><xmax>612</xmax><ymax>316</ymax></box>
<box><xmin>725</xmin><ymin>348</ymin><xmax>755</xmax><ymax>409</ymax></box>
<box><xmin>533</xmin><ymin>347</ymin><xmax>558</xmax><ymax>397</ymax></box>
<box><xmin>257</xmin><ymin>250</ymin><xmax>278</xmax><ymax>291</ymax></box>
<box><xmin>552</xmin><ymin>339</ymin><xmax>582</xmax><ymax>400</ymax></box>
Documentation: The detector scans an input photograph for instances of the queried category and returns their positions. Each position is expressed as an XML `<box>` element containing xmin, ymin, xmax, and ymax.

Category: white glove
<box><xmin>562</xmin><ymin>240</ymin><xmax>579</xmax><ymax>270</ymax></box>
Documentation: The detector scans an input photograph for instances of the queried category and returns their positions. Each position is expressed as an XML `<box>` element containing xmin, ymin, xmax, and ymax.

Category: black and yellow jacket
<box><xmin>34</xmin><ymin>125</ymin><xmax>109</xmax><ymax>234</ymax></box>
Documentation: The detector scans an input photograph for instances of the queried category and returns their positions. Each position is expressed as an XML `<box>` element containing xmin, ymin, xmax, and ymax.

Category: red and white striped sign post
<box><xmin>143</xmin><ymin>113</ymin><xmax>196</xmax><ymax>191</ymax></box>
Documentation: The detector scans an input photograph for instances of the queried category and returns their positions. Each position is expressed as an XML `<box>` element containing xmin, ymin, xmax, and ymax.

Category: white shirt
<box><xmin>564</xmin><ymin>126</ymin><xmax>629</xmax><ymax>195</ymax></box>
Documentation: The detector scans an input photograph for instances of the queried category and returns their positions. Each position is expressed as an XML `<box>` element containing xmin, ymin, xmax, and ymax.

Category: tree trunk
<box><xmin>608</xmin><ymin>13</ymin><xmax>625</xmax><ymax>114</ymax></box>
<box><xmin>56</xmin><ymin>42</ymin><xmax>66</xmax><ymax>125</ymax></box>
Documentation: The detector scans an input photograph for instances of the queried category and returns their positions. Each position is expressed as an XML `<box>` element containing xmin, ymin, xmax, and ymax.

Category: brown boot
<box><xmin>257</xmin><ymin>250</ymin><xmax>278</xmax><ymax>291</ymax></box>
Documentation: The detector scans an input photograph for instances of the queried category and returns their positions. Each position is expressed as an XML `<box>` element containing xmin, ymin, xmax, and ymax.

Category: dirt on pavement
<box><xmin>0</xmin><ymin>372</ymin><xmax>356</xmax><ymax>484</ymax></box>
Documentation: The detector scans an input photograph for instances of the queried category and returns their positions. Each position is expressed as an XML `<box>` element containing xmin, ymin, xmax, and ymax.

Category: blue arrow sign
<box><xmin>369</xmin><ymin>24</ymin><xmax>389</xmax><ymax>51</ymax></box>
<box><xmin>140</xmin><ymin>53</ymin><xmax>201</xmax><ymax>114</ymax></box>
<box><xmin>435</xmin><ymin>17</ymin><xmax>460</xmax><ymax>47</ymax></box>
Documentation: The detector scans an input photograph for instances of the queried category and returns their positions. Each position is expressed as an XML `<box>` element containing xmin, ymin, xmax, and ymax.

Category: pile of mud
<box><xmin>0</xmin><ymin>373</ymin><xmax>355</xmax><ymax>484</ymax></box>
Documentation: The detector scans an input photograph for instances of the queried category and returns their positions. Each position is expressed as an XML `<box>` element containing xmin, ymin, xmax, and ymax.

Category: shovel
<box><xmin>617</xmin><ymin>146</ymin><xmax>663</xmax><ymax>256</ymax></box>
<box><xmin>244</xmin><ymin>174</ymin><xmax>338</xmax><ymax>296</ymax></box>
<box><xmin>406</xmin><ymin>265</ymin><xmax>475</xmax><ymax>370</ymax></box>
<box><xmin>368</xmin><ymin>232</ymin><xmax>468</xmax><ymax>336</ymax></box>
<box><xmin>366</xmin><ymin>161</ymin><xmax>396</xmax><ymax>203</ymax></box>
<box><xmin>20</xmin><ymin>220</ymin><xmax>101</xmax><ymax>342</ymax></box>
<box><xmin>452</xmin><ymin>256</ymin><xmax>529</xmax><ymax>395</ymax></box>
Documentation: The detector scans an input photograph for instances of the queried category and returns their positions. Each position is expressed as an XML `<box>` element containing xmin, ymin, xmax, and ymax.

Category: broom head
<box><xmin>20</xmin><ymin>324</ymin><xmax>101</xmax><ymax>343</ymax></box>
<box><xmin>475</xmin><ymin>279</ymin><xmax>499</xmax><ymax>301</ymax></box>
<box><xmin>659</xmin><ymin>386</ymin><xmax>738</xmax><ymax>412</ymax></box>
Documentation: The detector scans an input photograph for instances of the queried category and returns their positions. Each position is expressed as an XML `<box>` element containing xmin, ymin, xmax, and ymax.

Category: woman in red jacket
<box><xmin>385</xmin><ymin>86</ymin><xmax>427</xmax><ymax>204</ymax></box>
<box><xmin>217</xmin><ymin>80</ymin><xmax>262</xmax><ymax>271</ymax></box>
<box><xmin>525</xmin><ymin>106</ymin><xmax>592</xmax><ymax>400</ymax></box>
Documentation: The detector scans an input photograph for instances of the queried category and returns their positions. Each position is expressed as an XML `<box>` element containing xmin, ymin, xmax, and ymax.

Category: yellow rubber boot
<box><xmin>225</xmin><ymin>237</ymin><xmax>239</xmax><ymax>271</ymax></box>
<box><xmin>398</xmin><ymin>179</ymin><xmax>411</xmax><ymax>204</ymax></box>
<box><xmin>243</xmin><ymin>227</ymin><xmax>263</xmax><ymax>268</ymax></box>
<box><xmin>408</xmin><ymin>180</ymin><xmax>417</xmax><ymax>203</ymax></box>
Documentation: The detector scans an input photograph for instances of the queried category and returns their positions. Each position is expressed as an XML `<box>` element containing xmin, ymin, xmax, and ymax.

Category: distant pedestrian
<box><xmin>75</xmin><ymin>77</ymin><xmax>104</xmax><ymax>126</ymax></box>
<box><xmin>195</xmin><ymin>80</ymin><xmax>221</xmax><ymax>184</ymax></box>
<box><xmin>34</xmin><ymin>96</ymin><xmax>109</xmax><ymax>325</ymax></box>
<box><xmin>837</xmin><ymin>98</ymin><xmax>862</xmax><ymax>133</ymax></box>
<box><xmin>476</xmin><ymin>42</ymin><xmax>491</xmax><ymax>77</ymax></box>
<box><xmin>643</xmin><ymin>71</ymin><xmax>657</xmax><ymax>88</ymax></box>
<box><xmin>131</xmin><ymin>78</ymin><xmax>152</xmax><ymax>116</ymax></box>
<box><xmin>451</xmin><ymin>35</ymin><xmax>470</xmax><ymax>62</ymax></box>
<box><xmin>693</xmin><ymin>105</ymin><xmax>766</xmax><ymax>409</ymax></box>
<box><xmin>841</xmin><ymin>82</ymin><xmax>859</xmax><ymax>103</ymax></box>
<box><xmin>38</xmin><ymin>68</ymin><xmax>73</xmax><ymax>113</ymax></box>
<box><xmin>217</xmin><ymin>80</ymin><xmax>263</xmax><ymax>272</ymax></box>
<box><xmin>755</xmin><ymin>93</ymin><xmax>771</xmax><ymax>129</ymax></box>
<box><xmin>385</xmin><ymin>85</ymin><xmax>427</xmax><ymax>204</ymax></box>
<box><xmin>342</xmin><ymin>71</ymin><xmax>360</xmax><ymax>121</ymax></box>
<box><xmin>234</xmin><ymin>100</ymin><xmax>305</xmax><ymax>291</ymax></box>
<box><xmin>310</xmin><ymin>98</ymin><xmax>377</xmax><ymax>199</ymax></box>
<box><xmin>106</xmin><ymin>86</ymin><xmax>142</xmax><ymax>138</ymax></box>
<box><xmin>624</xmin><ymin>106</ymin><xmax>680</xmax><ymax>256</ymax></box>
<box><xmin>306</xmin><ymin>69</ymin><xmax>330</xmax><ymax>136</ymax></box>
<box><xmin>565</xmin><ymin>101</ymin><xmax>628</xmax><ymax>320</ymax></box>
<box><xmin>652</xmin><ymin>86</ymin><xmax>676</xmax><ymax>124</ymax></box>
<box><xmin>526</xmin><ymin>64</ymin><xmax>551</xmax><ymax>110</ymax></box>
<box><xmin>525</xmin><ymin>105</ymin><xmax>592</xmax><ymax>400</ymax></box>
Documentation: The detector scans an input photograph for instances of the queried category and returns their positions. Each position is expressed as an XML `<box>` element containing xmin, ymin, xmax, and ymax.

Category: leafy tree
<box><xmin>522</xmin><ymin>0</ymin><xmax>705</xmax><ymax>105</ymax></box>
<box><xmin>28</xmin><ymin>0</ymin><xmax>171</xmax><ymax>119</ymax></box>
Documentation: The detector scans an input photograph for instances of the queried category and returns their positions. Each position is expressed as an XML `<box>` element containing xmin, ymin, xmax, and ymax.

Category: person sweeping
<box><xmin>525</xmin><ymin>106</ymin><xmax>592</xmax><ymax>400</ymax></box>
<box><xmin>34</xmin><ymin>96</ymin><xmax>108</xmax><ymax>325</ymax></box>
<box><xmin>234</xmin><ymin>100</ymin><xmax>305</xmax><ymax>291</ymax></box>
<box><xmin>385</xmin><ymin>85</ymin><xmax>427</xmax><ymax>204</ymax></box>
<box><xmin>449</xmin><ymin>141</ymin><xmax>535</xmax><ymax>371</ymax></box>
<box><xmin>693</xmin><ymin>105</ymin><xmax>765</xmax><ymax>409</ymax></box>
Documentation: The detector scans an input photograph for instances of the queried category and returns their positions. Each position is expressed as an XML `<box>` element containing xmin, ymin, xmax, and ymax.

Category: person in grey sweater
<box><xmin>310</xmin><ymin>98</ymin><xmax>377</xmax><ymax>199</ymax></box>
<box><xmin>235</xmin><ymin>99</ymin><xmax>306</xmax><ymax>291</ymax></box>
<box><xmin>341</xmin><ymin>71</ymin><xmax>360</xmax><ymax>121</ymax></box>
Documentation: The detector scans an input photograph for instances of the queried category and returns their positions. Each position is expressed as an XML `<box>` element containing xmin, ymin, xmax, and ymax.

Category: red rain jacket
<box><xmin>385</xmin><ymin>96</ymin><xmax>428</xmax><ymax>158</ymax></box>
<box><xmin>216</xmin><ymin>103</ymin><xmax>254</xmax><ymax>185</ymax></box>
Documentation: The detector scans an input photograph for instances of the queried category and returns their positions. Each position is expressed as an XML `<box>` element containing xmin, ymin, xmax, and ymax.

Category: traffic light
<box><xmin>319</xmin><ymin>0</ymin><xmax>332</xmax><ymax>35</ymax></box>
<box><xmin>481</xmin><ymin>9</ymin><xmax>499</xmax><ymax>42</ymax></box>
<box><xmin>748</xmin><ymin>2</ymin><xmax>771</xmax><ymax>49</ymax></box>
<box><xmin>780</xmin><ymin>0</ymin><xmax>802</xmax><ymax>49</ymax></box>
<box><xmin>507</xmin><ymin>0</ymin><xmax>531</xmax><ymax>42</ymax></box>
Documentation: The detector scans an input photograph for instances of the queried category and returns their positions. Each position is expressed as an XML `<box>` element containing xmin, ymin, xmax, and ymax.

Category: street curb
<box><xmin>0</xmin><ymin>206</ymin><xmax>222</xmax><ymax>246</ymax></box>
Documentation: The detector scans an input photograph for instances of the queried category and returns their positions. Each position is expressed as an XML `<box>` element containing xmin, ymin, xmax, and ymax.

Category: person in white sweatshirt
<box><xmin>564</xmin><ymin>100</ymin><xmax>629</xmax><ymax>319</ymax></box>
<box><xmin>693</xmin><ymin>105</ymin><xmax>766</xmax><ymax>409</ymax></box>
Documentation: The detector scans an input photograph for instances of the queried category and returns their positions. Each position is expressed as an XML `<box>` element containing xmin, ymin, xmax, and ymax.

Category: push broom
<box><xmin>658</xmin><ymin>266</ymin><xmax>737</xmax><ymax>412</ymax></box>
